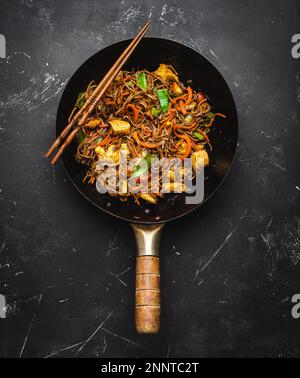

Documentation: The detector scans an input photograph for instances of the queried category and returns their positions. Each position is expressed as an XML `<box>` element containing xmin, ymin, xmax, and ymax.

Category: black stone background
<box><xmin>0</xmin><ymin>0</ymin><xmax>299</xmax><ymax>358</ymax></box>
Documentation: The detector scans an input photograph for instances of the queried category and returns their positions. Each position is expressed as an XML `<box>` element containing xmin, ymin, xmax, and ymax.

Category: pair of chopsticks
<box><xmin>45</xmin><ymin>20</ymin><xmax>151</xmax><ymax>165</ymax></box>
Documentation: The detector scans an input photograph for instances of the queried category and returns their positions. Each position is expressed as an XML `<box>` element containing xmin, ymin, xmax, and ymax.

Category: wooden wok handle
<box><xmin>136</xmin><ymin>256</ymin><xmax>160</xmax><ymax>333</ymax></box>
<box><xmin>131</xmin><ymin>223</ymin><xmax>165</xmax><ymax>334</ymax></box>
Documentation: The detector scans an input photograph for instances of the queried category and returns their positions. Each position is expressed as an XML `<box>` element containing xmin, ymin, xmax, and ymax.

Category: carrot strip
<box><xmin>161</xmin><ymin>109</ymin><xmax>175</xmax><ymax>124</ymax></box>
<box><xmin>175</xmin><ymin>133</ymin><xmax>191</xmax><ymax>160</ymax></box>
<box><xmin>126</xmin><ymin>104</ymin><xmax>139</xmax><ymax>123</ymax></box>
<box><xmin>96</xmin><ymin>131</ymin><xmax>112</xmax><ymax>146</ymax></box>
<box><xmin>171</xmin><ymin>94</ymin><xmax>187</xmax><ymax>103</ymax></box>
<box><xmin>158</xmin><ymin>110</ymin><xmax>176</xmax><ymax>133</ymax></box>
<box><xmin>173</xmin><ymin>125</ymin><xmax>192</xmax><ymax>160</ymax></box>
<box><xmin>207</xmin><ymin>112</ymin><xmax>226</xmax><ymax>127</ymax></box>
<box><xmin>185</xmin><ymin>86</ymin><xmax>193</xmax><ymax>105</ymax></box>
<box><xmin>198</xmin><ymin>98</ymin><xmax>208</xmax><ymax>105</ymax></box>
<box><xmin>173</xmin><ymin>122</ymin><xmax>196</xmax><ymax>131</ymax></box>
<box><xmin>179</xmin><ymin>100</ymin><xmax>186</xmax><ymax>115</ymax></box>
<box><xmin>133</xmin><ymin>131</ymin><xmax>163</xmax><ymax>149</ymax></box>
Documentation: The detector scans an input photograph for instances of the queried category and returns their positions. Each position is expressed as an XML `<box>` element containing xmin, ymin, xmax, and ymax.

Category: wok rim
<box><xmin>57</xmin><ymin>37</ymin><xmax>239</xmax><ymax>225</ymax></box>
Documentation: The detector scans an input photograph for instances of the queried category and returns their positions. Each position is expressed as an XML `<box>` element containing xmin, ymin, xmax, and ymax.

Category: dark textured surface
<box><xmin>0</xmin><ymin>0</ymin><xmax>299</xmax><ymax>358</ymax></box>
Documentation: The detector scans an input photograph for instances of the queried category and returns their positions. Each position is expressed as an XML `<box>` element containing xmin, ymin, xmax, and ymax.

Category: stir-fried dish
<box><xmin>73</xmin><ymin>64</ymin><xmax>225</xmax><ymax>205</ymax></box>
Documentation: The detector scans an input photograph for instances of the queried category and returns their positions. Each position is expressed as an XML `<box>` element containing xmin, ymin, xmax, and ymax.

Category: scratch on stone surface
<box><xmin>261</xmin><ymin>233</ymin><xmax>277</xmax><ymax>279</ymax></box>
<box><xmin>0</xmin><ymin>73</ymin><xmax>68</xmax><ymax>114</ymax></box>
<box><xmin>189</xmin><ymin>37</ymin><xmax>203</xmax><ymax>53</ymax></box>
<box><xmin>19</xmin><ymin>293</ymin><xmax>43</xmax><ymax>357</ymax></box>
<box><xmin>44</xmin><ymin>341</ymin><xmax>85</xmax><ymax>358</ymax></box>
<box><xmin>198</xmin><ymin>209</ymin><xmax>248</xmax><ymax>275</ymax></box>
<box><xmin>75</xmin><ymin>311</ymin><xmax>114</xmax><ymax>355</ymax></box>
<box><xmin>260</xmin><ymin>146</ymin><xmax>287</xmax><ymax>172</ymax></box>
<box><xmin>166</xmin><ymin>340</ymin><xmax>171</xmax><ymax>358</ymax></box>
<box><xmin>59</xmin><ymin>298</ymin><xmax>69</xmax><ymax>303</ymax></box>
<box><xmin>209</xmin><ymin>49</ymin><xmax>219</xmax><ymax>60</ymax></box>
<box><xmin>117</xmin><ymin>266</ymin><xmax>130</xmax><ymax>276</ymax></box>
<box><xmin>107</xmin><ymin>6</ymin><xmax>142</xmax><ymax>34</ymax></box>
<box><xmin>52</xmin><ymin>168</ymin><xmax>56</xmax><ymax>185</ymax></box>
<box><xmin>280</xmin><ymin>296</ymin><xmax>289</xmax><ymax>304</ymax></box>
<box><xmin>0</xmin><ymin>241</ymin><xmax>6</xmax><ymax>254</ymax></box>
<box><xmin>102</xmin><ymin>337</ymin><xmax>107</xmax><ymax>354</ymax></box>
<box><xmin>296</xmin><ymin>186</ymin><xmax>300</xmax><ymax>191</ymax></box>
<box><xmin>200</xmin><ymin>229</ymin><xmax>235</xmax><ymax>273</ymax></box>
<box><xmin>166</xmin><ymin>310</ymin><xmax>178</xmax><ymax>358</ymax></box>
<box><xmin>101</xmin><ymin>327</ymin><xmax>136</xmax><ymax>345</ymax></box>
<box><xmin>106</xmin><ymin>230</ymin><xmax>120</xmax><ymax>256</ymax></box>
<box><xmin>266</xmin><ymin>217</ymin><xmax>273</xmax><ymax>231</ymax></box>
<box><xmin>264</xmin><ymin>158</ymin><xmax>287</xmax><ymax>172</ymax></box>
<box><xmin>172</xmin><ymin>244</ymin><xmax>181</xmax><ymax>255</ymax></box>
<box><xmin>109</xmin><ymin>271</ymin><xmax>127</xmax><ymax>287</ymax></box>
<box><xmin>159</xmin><ymin>4</ymin><xmax>187</xmax><ymax>27</ymax></box>
<box><xmin>261</xmin><ymin>216</ymin><xmax>300</xmax><ymax>275</ymax></box>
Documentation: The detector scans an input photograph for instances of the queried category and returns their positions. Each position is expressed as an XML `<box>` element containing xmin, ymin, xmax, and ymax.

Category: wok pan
<box><xmin>56</xmin><ymin>38</ymin><xmax>238</xmax><ymax>333</ymax></box>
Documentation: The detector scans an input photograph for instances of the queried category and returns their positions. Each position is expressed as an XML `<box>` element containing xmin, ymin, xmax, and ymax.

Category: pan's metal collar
<box><xmin>131</xmin><ymin>223</ymin><xmax>165</xmax><ymax>256</ymax></box>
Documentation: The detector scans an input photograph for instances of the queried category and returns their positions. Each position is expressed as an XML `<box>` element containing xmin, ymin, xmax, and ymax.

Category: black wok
<box><xmin>56</xmin><ymin>38</ymin><xmax>238</xmax><ymax>333</ymax></box>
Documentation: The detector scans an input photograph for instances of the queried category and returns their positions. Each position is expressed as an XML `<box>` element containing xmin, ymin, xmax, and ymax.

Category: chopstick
<box><xmin>45</xmin><ymin>20</ymin><xmax>151</xmax><ymax>165</ymax></box>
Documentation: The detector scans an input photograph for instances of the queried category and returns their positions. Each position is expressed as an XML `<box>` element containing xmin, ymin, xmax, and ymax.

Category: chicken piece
<box><xmin>86</xmin><ymin>118</ymin><xmax>101</xmax><ymax>128</ymax></box>
<box><xmin>169</xmin><ymin>169</ymin><xmax>175</xmax><ymax>182</ymax></box>
<box><xmin>192</xmin><ymin>150</ymin><xmax>209</xmax><ymax>171</ymax></box>
<box><xmin>186</xmin><ymin>101</ymin><xmax>197</xmax><ymax>111</ymax></box>
<box><xmin>105</xmin><ymin>144</ymin><xmax>120</xmax><ymax>165</ymax></box>
<box><xmin>176</xmin><ymin>140</ymin><xmax>187</xmax><ymax>155</ymax></box>
<box><xmin>140</xmin><ymin>193</ymin><xmax>157</xmax><ymax>204</ymax></box>
<box><xmin>170</xmin><ymin>82</ymin><xmax>182</xmax><ymax>95</ymax></box>
<box><xmin>154</xmin><ymin>64</ymin><xmax>179</xmax><ymax>82</ymax></box>
<box><xmin>109</xmin><ymin>119</ymin><xmax>130</xmax><ymax>135</ymax></box>
<box><xmin>162</xmin><ymin>182</ymin><xmax>186</xmax><ymax>193</ymax></box>
<box><xmin>94</xmin><ymin>146</ymin><xmax>105</xmax><ymax>156</ymax></box>
<box><xmin>120</xmin><ymin>143</ymin><xmax>128</xmax><ymax>152</ymax></box>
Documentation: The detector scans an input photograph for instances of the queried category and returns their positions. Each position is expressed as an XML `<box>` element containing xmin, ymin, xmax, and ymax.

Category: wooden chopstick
<box><xmin>50</xmin><ymin>22</ymin><xmax>151</xmax><ymax>165</ymax></box>
<box><xmin>45</xmin><ymin>20</ymin><xmax>151</xmax><ymax>163</ymax></box>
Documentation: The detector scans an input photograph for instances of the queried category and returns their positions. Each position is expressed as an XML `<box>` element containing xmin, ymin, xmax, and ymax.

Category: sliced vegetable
<box><xmin>97</xmin><ymin>137</ymin><xmax>103</xmax><ymax>143</ymax></box>
<box><xmin>197</xmin><ymin>93</ymin><xmax>205</xmax><ymax>102</ymax></box>
<box><xmin>151</xmin><ymin>107</ymin><xmax>161</xmax><ymax>117</ymax></box>
<box><xmin>76</xmin><ymin>92</ymin><xmax>85</xmax><ymax>109</ymax></box>
<box><xmin>194</xmin><ymin>132</ymin><xmax>205</xmax><ymax>140</ymax></box>
<box><xmin>206</xmin><ymin>112</ymin><xmax>215</xmax><ymax>119</ymax></box>
<box><xmin>136</xmin><ymin>72</ymin><xmax>148</xmax><ymax>91</ymax></box>
<box><xmin>131</xmin><ymin>154</ymin><xmax>153</xmax><ymax>179</ymax></box>
<box><xmin>77</xmin><ymin>129</ymin><xmax>85</xmax><ymax>144</ymax></box>
<box><xmin>185</xmin><ymin>115</ymin><xmax>193</xmax><ymax>123</ymax></box>
<box><xmin>156</xmin><ymin>89</ymin><xmax>169</xmax><ymax>113</ymax></box>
